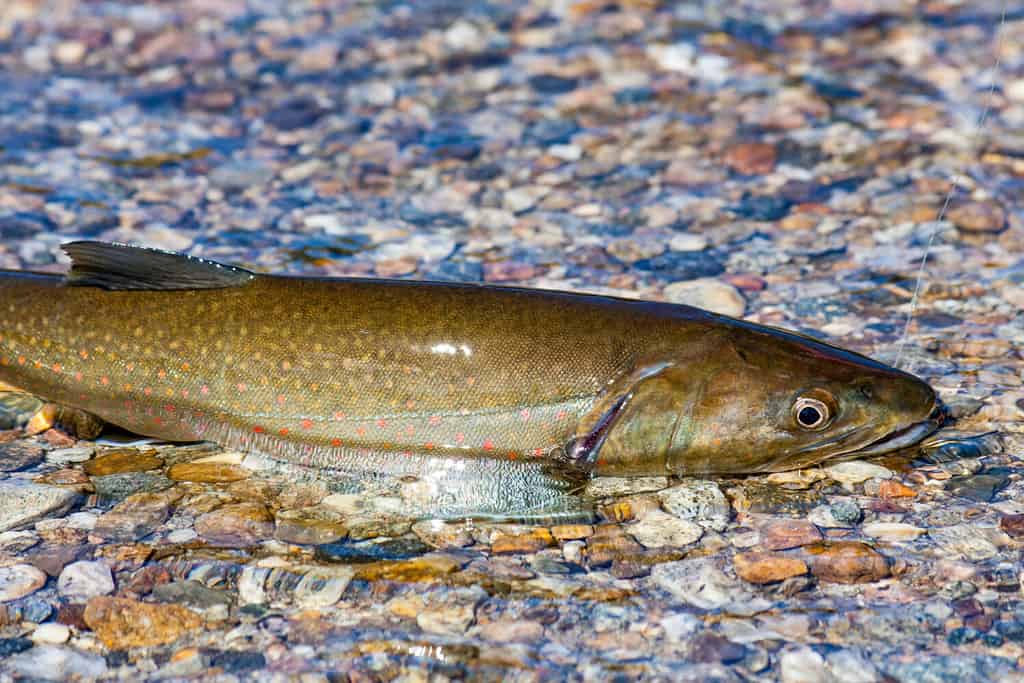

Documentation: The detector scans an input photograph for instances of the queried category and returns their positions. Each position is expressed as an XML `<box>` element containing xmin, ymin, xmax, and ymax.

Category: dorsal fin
<box><xmin>62</xmin><ymin>241</ymin><xmax>255</xmax><ymax>291</ymax></box>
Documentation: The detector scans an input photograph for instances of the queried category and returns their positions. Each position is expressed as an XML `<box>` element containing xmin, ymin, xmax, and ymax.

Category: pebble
<box><xmin>93</xmin><ymin>492</ymin><xmax>170</xmax><ymax>541</ymax></box>
<box><xmin>46</xmin><ymin>447</ymin><xmax>94</xmax><ymax>465</ymax></box>
<box><xmin>626</xmin><ymin>510</ymin><xmax>703</xmax><ymax>548</ymax></box>
<box><xmin>84</xmin><ymin>596</ymin><xmax>203</xmax><ymax>649</ymax></box>
<box><xmin>947</xmin><ymin>201</ymin><xmax>1006</xmax><ymax>233</ymax></box>
<box><xmin>861</xmin><ymin>522</ymin><xmax>926</xmax><ymax>542</ymax></box>
<box><xmin>6</xmin><ymin>645</ymin><xmax>107</xmax><ymax>680</ymax></box>
<box><xmin>195</xmin><ymin>502</ymin><xmax>274</xmax><ymax>547</ymax></box>
<box><xmin>825</xmin><ymin>649</ymin><xmax>880</xmax><ymax>683</ymax></box>
<box><xmin>168</xmin><ymin>462</ymin><xmax>250</xmax><ymax>483</ymax></box>
<box><xmin>725</xmin><ymin>142</ymin><xmax>777</xmax><ymax>175</ymax></box>
<box><xmin>57</xmin><ymin>561</ymin><xmax>114</xmax><ymax>602</ymax></box>
<box><xmin>733</xmin><ymin>552</ymin><xmax>809</xmax><ymax>584</ymax></box>
<box><xmin>411</xmin><ymin>519</ymin><xmax>474</xmax><ymax>549</ymax></box>
<box><xmin>31</xmin><ymin>623</ymin><xmax>70</xmax><ymax>645</ymax></box>
<box><xmin>999</xmin><ymin>514</ymin><xmax>1024</xmax><ymax>539</ymax></box>
<box><xmin>0</xmin><ymin>442</ymin><xmax>44</xmax><ymax>471</ymax></box>
<box><xmin>585</xmin><ymin>525</ymin><xmax>645</xmax><ymax>567</ymax></box>
<box><xmin>84</xmin><ymin>448</ymin><xmax>162</xmax><ymax>476</ymax></box>
<box><xmin>663</xmin><ymin>279</ymin><xmax>745</xmax><ymax>317</ymax></box>
<box><xmin>274</xmin><ymin>506</ymin><xmax>348</xmax><ymax>545</ymax></box>
<box><xmin>294</xmin><ymin>567</ymin><xmax>354</xmax><ymax>608</ymax></box>
<box><xmin>92</xmin><ymin>471</ymin><xmax>174</xmax><ymax>501</ymax></box>
<box><xmin>928</xmin><ymin>524</ymin><xmax>1001</xmax><ymax>561</ymax></box>
<box><xmin>808</xmin><ymin>542</ymin><xmax>890</xmax><ymax>584</ymax></box>
<box><xmin>825</xmin><ymin>462</ymin><xmax>892</xmax><ymax>489</ymax></box>
<box><xmin>761</xmin><ymin>519</ymin><xmax>822</xmax><ymax>550</ymax></box>
<box><xmin>779</xmin><ymin>646</ymin><xmax>828</xmax><ymax>683</ymax></box>
<box><xmin>651</xmin><ymin>559</ymin><xmax>756</xmax><ymax>612</ymax></box>
<box><xmin>0</xmin><ymin>481</ymin><xmax>80</xmax><ymax>532</ymax></box>
<box><xmin>658</xmin><ymin>480</ymin><xmax>730</xmax><ymax>531</ymax></box>
<box><xmin>0</xmin><ymin>564</ymin><xmax>47</xmax><ymax>602</ymax></box>
<box><xmin>492</xmin><ymin>528</ymin><xmax>555</xmax><ymax>554</ymax></box>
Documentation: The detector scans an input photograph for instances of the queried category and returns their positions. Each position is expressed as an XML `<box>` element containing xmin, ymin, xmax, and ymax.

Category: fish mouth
<box><xmin>842</xmin><ymin>402</ymin><xmax>945</xmax><ymax>458</ymax></box>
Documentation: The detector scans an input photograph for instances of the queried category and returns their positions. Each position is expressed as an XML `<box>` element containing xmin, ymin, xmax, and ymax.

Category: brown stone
<box><xmin>761</xmin><ymin>519</ymin><xmax>822</xmax><ymax>550</ymax></box>
<box><xmin>586</xmin><ymin>524</ymin><xmax>644</xmax><ymax>567</ymax></box>
<box><xmin>807</xmin><ymin>542</ymin><xmax>890</xmax><ymax>584</ymax></box>
<box><xmin>168</xmin><ymin>462</ymin><xmax>250</xmax><ymax>483</ymax></box>
<box><xmin>878</xmin><ymin>480</ymin><xmax>916</xmax><ymax>498</ymax></box>
<box><xmin>948</xmin><ymin>201</ymin><xmax>1006</xmax><ymax>233</ymax></box>
<box><xmin>724</xmin><ymin>142</ymin><xmax>776</xmax><ymax>175</ymax></box>
<box><xmin>274</xmin><ymin>507</ymin><xmax>348</xmax><ymax>545</ymax></box>
<box><xmin>93</xmin><ymin>492</ymin><xmax>171</xmax><ymax>542</ymax></box>
<box><xmin>551</xmin><ymin>524</ymin><xmax>593</xmax><ymax>541</ymax></box>
<box><xmin>733</xmin><ymin>551</ymin><xmax>808</xmax><ymax>584</ymax></box>
<box><xmin>34</xmin><ymin>468</ymin><xmax>94</xmax><ymax>494</ymax></box>
<box><xmin>195</xmin><ymin>502</ymin><xmax>274</xmax><ymax>547</ymax></box>
<box><xmin>999</xmin><ymin>514</ymin><xmax>1024</xmax><ymax>539</ymax></box>
<box><xmin>84</xmin><ymin>449</ymin><xmax>163</xmax><ymax>476</ymax></box>
<box><xmin>83</xmin><ymin>596</ymin><xmax>203</xmax><ymax>649</ymax></box>
<box><xmin>354</xmin><ymin>554</ymin><xmax>463</xmax><ymax>582</ymax></box>
<box><xmin>491</xmin><ymin>529</ymin><xmax>554</xmax><ymax>554</ymax></box>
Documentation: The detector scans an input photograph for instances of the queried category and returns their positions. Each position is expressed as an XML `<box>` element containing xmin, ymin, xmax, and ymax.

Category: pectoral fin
<box><xmin>568</xmin><ymin>363</ymin><xmax>690</xmax><ymax>475</ymax></box>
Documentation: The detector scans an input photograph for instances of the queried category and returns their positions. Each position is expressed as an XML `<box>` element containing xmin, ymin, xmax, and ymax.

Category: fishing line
<box><xmin>894</xmin><ymin>3</ymin><xmax>1007</xmax><ymax>370</ymax></box>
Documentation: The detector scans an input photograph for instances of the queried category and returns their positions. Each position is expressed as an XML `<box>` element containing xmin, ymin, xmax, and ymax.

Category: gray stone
<box><xmin>650</xmin><ymin>559</ymin><xmax>765</xmax><ymax>614</ymax></box>
<box><xmin>0</xmin><ymin>481</ymin><xmax>79</xmax><ymax>532</ymax></box>
<box><xmin>658</xmin><ymin>479</ymin><xmax>731</xmax><ymax>531</ymax></box>
<box><xmin>57</xmin><ymin>561</ymin><xmax>114</xmax><ymax>602</ymax></box>
<box><xmin>7</xmin><ymin>645</ymin><xmax>107</xmax><ymax>680</ymax></box>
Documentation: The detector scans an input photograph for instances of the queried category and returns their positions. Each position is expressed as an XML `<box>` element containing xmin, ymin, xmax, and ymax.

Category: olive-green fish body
<box><xmin>0</xmin><ymin>243</ymin><xmax>940</xmax><ymax>496</ymax></box>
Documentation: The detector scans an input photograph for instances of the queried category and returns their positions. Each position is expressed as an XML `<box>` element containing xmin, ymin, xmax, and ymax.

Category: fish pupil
<box><xmin>798</xmin><ymin>406</ymin><xmax>822</xmax><ymax>427</ymax></box>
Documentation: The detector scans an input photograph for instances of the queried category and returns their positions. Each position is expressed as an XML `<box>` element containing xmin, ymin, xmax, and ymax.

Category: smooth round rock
<box><xmin>57</xmin><ymin>561</ymin><xmax>114</xmax><ymax>602</ymax></box>
<box><xmin>663</xmin><ymin>279</ymin><xmax>745</xmax><ymax>317</ymax></box>
<box><xmin>31</xmin><ymin>623</ymin><xmax>70</xmax><ymax>645</ymax></box>
<box><xmin>0</xmin><ymin>564</ymin><xmax>47</xmax><ymax>602</ymax></box>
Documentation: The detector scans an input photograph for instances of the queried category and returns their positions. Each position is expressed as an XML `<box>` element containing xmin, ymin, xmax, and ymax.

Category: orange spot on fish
<box><xmin>532</xmin><ymin>447</ymin><xmax>544</xmax><ymax>457</ymax></box>
<box><xmin>181</xmin><ymin>389</ymin><xmax>189</xmax><ymax>398</ymax></box>
<box><xmin>200</xmin><ymin>385</ymin><xmax>209</xmax><ymax>395</ymax></box>
<box><xmin>79</xmin><ymin>350</ymin><xmax>88</xmax><ymax>359</ymax></box>
<box><xmin>123</xmin><ymin>384</ymin><xmax>132</xmax><ymax>391</ymax></box>
<box><xmin>0</xmin><ymin>357</ymin><xmax>7</xmax><ymax>366</ymax></box>
<box><xmin>508</xmin><ymin>452</ymin><xmax>517</xmax><ymax>460</ymax></box>
<box><xmin>181</xmin><ymin>362</ymin><xmax>190</xmax><ymax>371</ymax></box>
<box><xmin>157</xmin><ymin>369</ymin><xmax>166</xmax><ymax>379</ymax></box>
<box><xmin>237</xmin><ymin>383</ymin><xmax>247</xmax><ymax>392</ymax></box>
<box><xmin>483</xmin><ymin>439</ymin><xmax>495</xmax><ymax>451</ymax></box>
<box><xmin>253</xmin><ymin>426</ymin><xmax>265</xmax><ymax>434</ymax></box>
<box><xmin>331</xmin><ymin>438</ymin><xmax>342</xmax><ymax>447</ymax></box>
<box><xmin>333</xmin><ymin>411</ymin><xmax>346</xmax><ymax>420</ymax></box>
<box><xmin>165</xmin><ymin>405</ymin><xmax>175</xmax><ymax>413</ymax></box>
<box><xmin>144</xmin><ymin>387</ymin><xmax>152</xmax><ymax>396</ymax></box>
<box><xmin>556</xmin><ymin>410</ymin><xmax>568</xmax><ymax>420</ymax></box>
<box><xmin>424</xmin><ymin>442</ymin><xmax>435</xmax><ymax>450</ymax></box>
<box><xmin>401</xmin><ymin>450</ymin><xmax>412</xmax><ymax>457</ymax></box>
<box><xmin>100</xmin><ymin>376</ymin><xmax>109</xmax><ymax>385</ymax></box>
<box><xmin>405</xmin><ymin>425</ymin><xmax>414</xmax><ymax>436</ymax></box>
<box><xmin>279</xmin><ymin>428</ymin><xmax>289</xmax><ymax>436</ymax></box>
<box><xmin>33</xmin><ymin>360</ymin><xmax>41</xmax><ymax>369</ymax></box>
<box><xmin>301</xmin><ymin>419</ymin><xmax>313</xmax><ymax>430</ymax></box>
<box><xmin>356</xmin><ymin>426</ymin><xmax>366</xmax><ymax>436</ymax></box>
<box><xmin>51</xmin><ymin>363</ymin><xmax>61</xmax><ymax>373</ymax></box>
<box><xmin>455</xmin><ymin>433</ymin><xmax>465</xmax><ymax>444</ymax></box>
<box><xmin>405</xmin><ymin>399</ymin><xmax>416</xmax><ymax>409</ymax></box>
<box><xmin>376</xmin><ymin>418</ymin><xmax>387</xmax><ymax>429</ymax></box>
<box><xmin>17</xmin><ymin>356</ymin><xmax>25</xmax><ymax>365</ymax></box>
<box><xmin>429</xmin><ymin>415</ymin><xmax>441</xmax><ymax>426</ymax></box>
<box><xmin>466</xmin><ymin>376</ymin><xmax>476</xmax><ymax>386</ymax></box>
<box><xmin>74</xmin><ymin>371</ymin><xmax>83</xmax><ymax>382</ymax></box>
<box><xmin>276</xmin><ymin>394</ymin><xmax>286</xmax><ymax>405</ymax></box>
<box><xmin>520</xmin><ymin>408</ymin><xmax>530</xmax><ymax>421</ymax></box>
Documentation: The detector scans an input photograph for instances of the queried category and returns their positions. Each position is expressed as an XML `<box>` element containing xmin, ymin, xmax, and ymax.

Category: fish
<box><xmin>0</xmin><ymin>241</ymin><xmax>943</xmax><ymax>517</ymax></box>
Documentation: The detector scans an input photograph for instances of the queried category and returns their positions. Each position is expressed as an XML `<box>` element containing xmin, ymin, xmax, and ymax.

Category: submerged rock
<box><xmin>0</xmin><ymin>481</ymin><xmax>79</xmax><ymax>532</ymax></box>
<box><xmin>84</xmin><ymin>596</ymin><xmax>203</xmax><ymax>649</ymax></box>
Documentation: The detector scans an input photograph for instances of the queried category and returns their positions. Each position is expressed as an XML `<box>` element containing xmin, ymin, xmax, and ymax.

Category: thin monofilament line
<box><xmin>894</xmin><ymin>4</ymin><xmax>1007</xmax><ymax>370</ymax></box>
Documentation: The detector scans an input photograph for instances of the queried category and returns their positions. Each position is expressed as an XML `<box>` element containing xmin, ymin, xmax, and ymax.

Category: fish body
<box><xmin>0</xmin><ymin>243</ymin><xmax>940</xmax><ymax>492</ymax></box>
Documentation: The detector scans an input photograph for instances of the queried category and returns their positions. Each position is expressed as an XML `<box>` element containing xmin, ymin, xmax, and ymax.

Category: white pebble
<box><xmin>57</xmin><ymin>561</ymin><xmax>114</xmax><ymax>602</ymax></box>
<box><xmin>32</xmin><ymin>623</ymin><xmax>71</xmax><ymax>645</ymax></box>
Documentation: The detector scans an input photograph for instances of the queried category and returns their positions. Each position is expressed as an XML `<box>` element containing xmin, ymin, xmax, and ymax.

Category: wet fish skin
<box><xmin>0</xmin><ymin>242</ymin><xmax>939</xmax><ymax>480</ymax></box>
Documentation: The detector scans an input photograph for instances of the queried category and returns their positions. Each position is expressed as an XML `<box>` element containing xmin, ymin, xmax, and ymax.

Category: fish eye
<box><xmin>793</xmin><ymin>396</ymin><xmax>832</xmax><ymax>430</ymax></box>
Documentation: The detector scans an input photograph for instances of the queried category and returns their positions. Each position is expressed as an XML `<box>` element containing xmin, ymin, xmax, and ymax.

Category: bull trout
<box><xmin>0</xmin><ymin>242</ymin><xmax>942</xmax><ymax>517</ymax></box>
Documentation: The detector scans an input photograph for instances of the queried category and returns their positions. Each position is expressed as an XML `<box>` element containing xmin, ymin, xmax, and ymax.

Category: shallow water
<box><xmin>0</xmin><ymin>0</ymin><xmax>1022</xmax><ymax>681</ymax></box>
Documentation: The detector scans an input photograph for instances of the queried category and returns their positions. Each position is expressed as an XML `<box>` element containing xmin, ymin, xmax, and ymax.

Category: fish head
<box><xmin>663</xmin><ymin>322</ymin><xmax>942</xmax><ymax>474</ymax></box>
